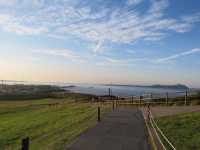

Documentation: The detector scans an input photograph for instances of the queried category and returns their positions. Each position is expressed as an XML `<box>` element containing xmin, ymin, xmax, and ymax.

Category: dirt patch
<box><xmin>150</xmin><ymin>106</ymin><xmax>200</xmax><ymax>118</ymax></box>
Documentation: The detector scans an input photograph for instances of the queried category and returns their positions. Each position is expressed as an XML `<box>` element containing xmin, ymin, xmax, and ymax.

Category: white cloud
<box><xmin>104</xmin><ymin>57</ymin><xmax>124</xmax><ymax>64</ymax></box>
<box><xmin>0</xmin><ymin>14</ymin><xmax>11</xmax><ymax>24</ymax></box>
<box><xmin>127</xmin><ymin>0</ymin><xmax>143</xmax><ymax>5</ymax></box>
<box><xmin>99</xmin><ymin>56</ymin><xmax>152</xmax><ymax>66</ymax></box>
<box><xmin>97</xmin><ymin>57</ymin><xmax>129</xmax><ymax>66</ymax></box>
<box><xmin>156</xmin><ymin>48</ymin><xmax>200</xmax><ymax>63</ymax></box>
<box><xmin>126</xmin><ymin>49</ymin><xmax>136</xmax><ymax>55</ymax></box>
<box><xmin>33</xmin><ymin>48</ymin><xmax>86</xmax><ymax>63</ymax></box>
<box><xmin>5</xmin><ymin>23</ymin><xmax>48</xmax><ymax>35</ymax></box>
<box><xmin>0</xmin><ymin>0</ymin><xmax>199</xmax><ymax>50</ymax></box>
<box><xmin>182</xmin><ymin>13</ymin><xmax>200</xmax><ymax>23</ymax></box>
<box><xmin>99</xmin><ymin>48</ymin><xmax>200</xmax><ymax>65</ymax></box>
<box><xmin>0</xmin><ymin>14</ymin><xmax>48</xmax><ymax>35</ymax></box>
<box><xmin>32</xmin><ymin>0</ymin><xmax>44</xmax><ymax>6</ymax></box>
<box><xmin>0</xmin><ymin>0</ymin><xmax>16</xmax><ymax>6</ymax></box>
<box><xmin>148</xmin><ymin>0</ymin><xmax>169</xmax><ymax>14</ymax></box>
<box><xmin>54</xmin><ymin>0</ymin><xmax>200</xmax><ymax>46</ymax></box>
<box><xmin>93</xmin><ymin>39</ymin><xmax>104</xmax><ymax>54</ymax></box>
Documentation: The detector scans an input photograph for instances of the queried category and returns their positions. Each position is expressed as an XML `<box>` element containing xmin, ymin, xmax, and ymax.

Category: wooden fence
<box><xmin>97</xmin><ymin>90</ymin><xmax>200</xmax><ymax>106</ymax></box>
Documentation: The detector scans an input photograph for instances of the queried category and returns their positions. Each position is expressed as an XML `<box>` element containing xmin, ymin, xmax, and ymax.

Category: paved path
<box><xmin>67</xmin><ymin>108</ymin><xmax>150</xmax><ymax>150</ymax></box>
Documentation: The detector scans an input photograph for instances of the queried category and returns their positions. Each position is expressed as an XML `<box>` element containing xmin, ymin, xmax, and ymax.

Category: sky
<box><xmin>0</xmin><ymin>0</ymin><xmax>200</xmax><ymax>88</ymax></box>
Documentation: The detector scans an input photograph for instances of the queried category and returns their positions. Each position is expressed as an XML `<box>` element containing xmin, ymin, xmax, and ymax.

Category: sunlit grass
<box><xmin>157</xmin><ymin>111</ymin><xmax>200</xmax><ymax>150</ymax></box>
<box><xmin>0</xmin><ymin>99</ymin><xmax>110</xmax><ymax>150</ymax></box>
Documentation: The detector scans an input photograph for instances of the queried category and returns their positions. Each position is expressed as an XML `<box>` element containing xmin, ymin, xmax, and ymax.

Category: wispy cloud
<box><xmin>156</xmin><ymin>48</ymin><xmax>200</xmax><ymax>63</ymax></box>
<box><xmin>0</xmin><ymin>0</ymin><xmax>199</xmax><ymax>53</ymax></box>
<box><xmin>126</xmin><ymin>49</ymin><xmax>136</xmax><ymax>55</ymax></box>
<box><xmin>148</xmin><ymin>0</ymin><xmax>169</xmax><ymax>14</ymax></box>
<box><xmin>104</xmin><ymin>57</ymin><xmax>125</xmax><ymax>64</ymax></box>
<box><xmin>0</xmin><ymin>0</ymin><xmax>16</xmax><ymax>6</ymax></box>
<box><xmin>0</xmin><ymin>14</ymin><xmax>48</xmax><ymax>35</ymax></box>
<box><xmin>98</xmin><ymin>56</ymin><xmax>151</xmax><ymax>66</ymax></box>
<box><xmin>93</xmin><ymin>39</ymin><xmax>104</xmax><ymax>54</ymax></box>
<box><xmin>98</xmin><ymin>48</ymin><xmax>200</xmax><ymax>65</ymax></box>
<box><xmin>33</xmin><ymin>48</ymin><xmax>87</xmax><ymax>63</ymax></box>
<box><xmin>127</xmin><ymin>0</ymin><xmax>143</xmax><ymax>6</ymax></box>
<box><xmin>53</xmin><ymin>0</ymin><xmax>200</xmax><ymax>46</ymax></box>
<box><xmin>97</xmin><ymin>57</ymin><xmax>129</xmax><ymax>66</ymax></box>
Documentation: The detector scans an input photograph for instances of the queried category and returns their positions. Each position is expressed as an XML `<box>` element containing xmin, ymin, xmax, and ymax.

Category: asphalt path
<box><xmin>67</xmin><ymin>107</ymin><xmax>150</xmax><ymax>150</ymax></box>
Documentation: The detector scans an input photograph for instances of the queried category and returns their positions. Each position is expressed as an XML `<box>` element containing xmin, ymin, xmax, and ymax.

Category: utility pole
<box><xmin>1</xmin><ymin>80</ymin><xmax>5</xmax><ymax>89</ymax></box>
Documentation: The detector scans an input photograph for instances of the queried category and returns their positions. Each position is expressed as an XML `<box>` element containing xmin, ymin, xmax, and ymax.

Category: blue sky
<box><xmin>0</xmin><ymin>0</ymin><xmax>200</xmax><ymax>87</ymax></box>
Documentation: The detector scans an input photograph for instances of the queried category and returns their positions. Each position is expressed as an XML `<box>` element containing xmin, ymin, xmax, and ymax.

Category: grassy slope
<box><xmin>0</xmin><ymin>99</ymin><xmax>110</xmax><ymax>150</ymax></box>
<box><xmin>157</xmin><ymin>111</ymin><xmax>200</xmax><ymax>150</ymax></box>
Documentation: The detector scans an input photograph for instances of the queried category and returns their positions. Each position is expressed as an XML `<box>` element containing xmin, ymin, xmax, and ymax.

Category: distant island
<box><xmin>62</xmin><ymin>85</ymin><xmax>76</xmax><ymax>88</ymax></box>
<box><xmin>104</xmin><ymin>84</ymin><xmax>189</xmax><ymax>90</ymax></box>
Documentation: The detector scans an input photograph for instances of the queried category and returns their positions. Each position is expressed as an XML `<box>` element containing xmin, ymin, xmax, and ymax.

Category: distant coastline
<box><xmin>104</xmin><ymin>84</ymin><xmax>189</xmax><ymax>90</ymax></box>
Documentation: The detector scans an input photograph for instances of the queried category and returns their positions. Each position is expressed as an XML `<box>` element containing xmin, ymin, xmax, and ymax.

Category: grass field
<box><xmin>0</xmin><ymin>98</ymin><xmax>110</xmax><ymax>150</ymax></box>
<box><xmin>157</xmin><ymin>111</ymin><xmax>200</xmax><ymax>150</ymax></box>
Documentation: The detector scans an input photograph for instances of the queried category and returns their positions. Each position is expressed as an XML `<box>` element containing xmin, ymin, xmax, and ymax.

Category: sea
<box><xmin>62</xmin><ymin>83</ymin><xmax>194</xmax><ymax>98</ymax></box>
<box><xmin>2</xmin><ymin>80</ymin><xmax>197</xmax><ymax>98</ymax></box>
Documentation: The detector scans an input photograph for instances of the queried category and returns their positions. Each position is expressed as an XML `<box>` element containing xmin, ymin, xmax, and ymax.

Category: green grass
<box><xmin>157</xmin><ymin>111</ymin><xmax>200</xmax><ymax>150</ymax></box>
<box><xmin>0</xmin><ymin>99</ymin><xmax>110</xmax><ymax>150</ymax></box>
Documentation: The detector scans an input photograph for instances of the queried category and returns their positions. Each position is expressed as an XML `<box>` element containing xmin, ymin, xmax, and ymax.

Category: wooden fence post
<box><xmin>112</xmin><ymin>101</ymin><xmax>115</xmax><ymax>111</ymax></box>
<box><xmin>147</xmin><ymin>104</ymin><xmax>150</xmax><ymax>122</ymax></box>
<box><xmin>166</xmin><ymin>92</ymin><xmax>169</xmax><ymax>105</ymax></box>
<box><xmin>98</xmin><ymin>107</ymin><xmax>101</xmax><ymax>122</ymax></box>
<box><xmin>185</xmin><ymin>91</ymin><xmax>188</xmax><ymax>106</ymax></box>
<box><xmin>139</xmin><ymin>96</ymin><xmax>142</xmax><ymax>105</ymax></box>
<box><xmin>22</xmin><ymin>137</ymin><xmax>29</xmax><ymax>150</ymax></box>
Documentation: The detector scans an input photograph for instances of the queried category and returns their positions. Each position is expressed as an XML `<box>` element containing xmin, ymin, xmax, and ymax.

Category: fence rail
<box><xmin>97</xmin><ymin>89</ymin><xmax>200</xmax><ymax>107</ymax></box>
<box><xmin>143</xmin><ymin>106</ymin><xmax>177</xmax><ymax>150</ymax></box>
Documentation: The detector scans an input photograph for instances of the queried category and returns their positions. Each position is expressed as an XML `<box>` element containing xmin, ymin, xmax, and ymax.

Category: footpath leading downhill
<box><xmin>67</xmin><ymin>107</ymin><xmax>151</xmax><ymax>150</ymax></box>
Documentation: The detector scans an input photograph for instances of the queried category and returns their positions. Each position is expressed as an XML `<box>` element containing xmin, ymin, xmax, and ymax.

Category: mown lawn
<box><xmin>157</xmin><ymin>111</ymin><xmax>200</xmax><ymax>150</ymax></box>
<box><xmin>0</xmin><ymin>99</ymin><xmax>110</xmax><ymax>150</ymax></box>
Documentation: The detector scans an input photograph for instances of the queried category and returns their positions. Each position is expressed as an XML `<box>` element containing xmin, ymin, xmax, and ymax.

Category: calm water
<box><xmin>3</xmin><ymin>81</ymin><xmax>195</xmax><ymax>98</ymax></box>
<box><xmin>63</xmin><ymin>83</ymin><xmax>190</xmax><ymax>98</ymax></box>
